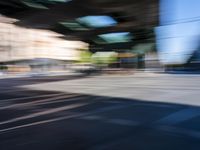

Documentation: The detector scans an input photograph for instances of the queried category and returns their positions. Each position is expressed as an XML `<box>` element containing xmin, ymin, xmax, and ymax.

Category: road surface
<box><xmin>0</xmin><ymin>74</ymin><xmax>200</xmax><ymax>150</ymax></box>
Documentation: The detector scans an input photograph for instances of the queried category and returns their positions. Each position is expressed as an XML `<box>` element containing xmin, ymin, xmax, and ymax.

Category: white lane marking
<box><xmin>32</xmin><ymin>96</ymin><xmax>86</xmax><ymax>106</ymax></box>
<box><xmin>0</xmin><ymin>93</ymin><xmax>65</xmax><ymax>103</ymax></box>
<box><xmin>156</xmin><ymin>108</ymin><xmax>200</xmax><ymax>125</ymax></box>
<box><xmin>1</xmin><ymin>102</ymin><xmax>199</xmax><ymax>140</ymax></box>
<box><xmin>81</xmin><ymin>115</ymin><xmax>140</xmax><ymax>126</ymax></box>
<box><xmin>24</xmin><ymin>95</ymin><xmax>105</xmax><ymax>107</ymax></box>
<box><xmin>0</xmin><ymin>113</ymin><xmax>85</xmax><ymax>133</ymax></box>
<box><xmin>0</xmin><ymin>102</ymin><xmax>89</xmax><ymax>125</ymax></box>
<box><xmin>0</xmin><ymin>104</ymin><xmax>131</xmax><ymax>133</ymax></box>
<box><xmin>0</xmin><ymin>94</ymin><xmax>80</xmax><ymax>110</ymax></box>
<box><xmin>81</xmin><ymin>115</ymin><xmax>104</xmax><ymax>120</ymax></box>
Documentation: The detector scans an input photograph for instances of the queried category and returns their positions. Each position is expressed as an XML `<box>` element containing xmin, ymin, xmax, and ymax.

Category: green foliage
<box><xmin>79</xmin><ymin>51</ymin><xmax>92</xmax><ymax>63</ymax></box>
<box><xmin>91</xmin><ymin>52</ymin><xmax>117</xmax><ymax>66</ymax></box>
<box><xmin>0</xmin><ymin>65</ymin><xmax>7</xmax><ymax>70</ymax></box>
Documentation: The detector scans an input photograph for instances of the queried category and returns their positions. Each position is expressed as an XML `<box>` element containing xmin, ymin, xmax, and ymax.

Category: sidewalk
<box><xmin>0</xmin><ymin>71</ymin><xmax>82</xmax><ymax>79</ymax></box>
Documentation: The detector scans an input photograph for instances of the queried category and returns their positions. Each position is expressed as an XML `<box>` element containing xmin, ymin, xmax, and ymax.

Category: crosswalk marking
<box><xmin>0</xmin><ymin>94</ymin><xmax>81</xmax><ymax>110</ymax></box>
<box><xmin>0</xmin><ymin>102</ymin><xmax>89</xmax><ymax>125</ymax></box>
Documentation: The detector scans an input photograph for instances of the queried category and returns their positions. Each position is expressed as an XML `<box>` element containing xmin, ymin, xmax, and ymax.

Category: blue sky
<box><xmin>77</xmin><ymin>16</ymin><xmax>117</xmax><ymax>28</ymax></box>
<box><xmin>160</xmin><ymin>0</ymin><xmax>200</xmax><ymax>25</ymax></box>
<box><xmin>157</xmin><ymin>0</ymin><xmax>200</xmax><ymax>64</ymax></box>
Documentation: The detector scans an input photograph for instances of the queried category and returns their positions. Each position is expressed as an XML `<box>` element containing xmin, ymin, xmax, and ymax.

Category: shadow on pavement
<box><xmin>0</xmin><ymin>83</ymin><xmax>200</xmax><ymax>150</ymax></box>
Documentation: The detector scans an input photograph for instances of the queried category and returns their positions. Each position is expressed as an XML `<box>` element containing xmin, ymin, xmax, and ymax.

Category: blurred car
<box><xmin>71</xmin><ymin>64</ymin><xmax>99</xmax><ymax>75</ymax></box>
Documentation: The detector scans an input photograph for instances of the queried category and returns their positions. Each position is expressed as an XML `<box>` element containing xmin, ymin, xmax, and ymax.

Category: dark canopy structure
<box><xmin>0</xmin><ymin>0</ymin><xmax>159</xmax><ymax>52</ymax></box>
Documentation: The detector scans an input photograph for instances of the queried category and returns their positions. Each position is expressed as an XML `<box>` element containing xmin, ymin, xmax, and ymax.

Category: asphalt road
<box><xmin>0</xmin><ymin>74</ymin><xmax>200</xmax><ymax>150</ymax></box>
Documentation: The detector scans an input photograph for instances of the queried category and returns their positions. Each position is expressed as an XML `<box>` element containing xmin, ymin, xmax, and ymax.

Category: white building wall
<box><xmin>0</xmin><ymin>22</ymin><xmax>88</xmax><ymax>62</ymax></box>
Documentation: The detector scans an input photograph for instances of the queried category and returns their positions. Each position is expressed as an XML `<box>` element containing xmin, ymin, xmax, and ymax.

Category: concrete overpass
<box><xmin>0</xmin><ymin>0</ymin><xmax>159</xmax><ymax>51</ymax></box>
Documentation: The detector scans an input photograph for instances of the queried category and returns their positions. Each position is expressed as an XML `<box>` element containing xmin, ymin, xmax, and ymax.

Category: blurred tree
<box><xmin>79</xmin><ymin>50</ymin><xmax>92</xmax><ymax>64</ymax></box>
<box><xmin>91</xmin><ymin>52</ymin><xmax>118</xmax><ymax>67</ymax></box>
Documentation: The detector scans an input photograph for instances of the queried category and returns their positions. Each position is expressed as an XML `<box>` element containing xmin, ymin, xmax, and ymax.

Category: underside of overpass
<box><xmin>0</xmin><ymin>0</ymin><xmax>159</xmax><ymax>52</ymax></box>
